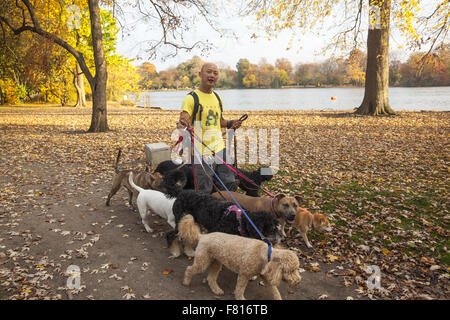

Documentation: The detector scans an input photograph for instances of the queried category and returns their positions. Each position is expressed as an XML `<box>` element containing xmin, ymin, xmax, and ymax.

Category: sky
<box><xmin>115</xmin><ymin>1</ymin><xmax>413</xmax><ymax>72</ymax></box>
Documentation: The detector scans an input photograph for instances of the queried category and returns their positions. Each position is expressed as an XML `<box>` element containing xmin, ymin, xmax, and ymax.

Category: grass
<box><xmin>270</xmin><ymin>175</ymin><xmax>448</xmax><ymax>265</ymax></box>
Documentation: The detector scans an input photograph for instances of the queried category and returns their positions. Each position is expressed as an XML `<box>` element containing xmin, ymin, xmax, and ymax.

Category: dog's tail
<box><xmin>178</xmin><ymin>214</ymin><xmax>201</xmax><ymax>246</ymax></box>
<box><xmin>128</xmin><ymin>172</ymin><xmax>143</xmax><ymax>194</ymax></box>
<box><xmin>114</xmin><ymin>148</ymin><xmax>122</xmax><ymax>174</ymax></box>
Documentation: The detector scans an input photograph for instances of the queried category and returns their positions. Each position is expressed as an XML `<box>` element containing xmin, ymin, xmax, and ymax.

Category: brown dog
<box><xmin>211</xmin><ymin>191</ymin><xmax>301</xmax><ymax>237</ymax></box>
<box><xmin>105</xmin><ymin>149</ymin><xmax>163</xmax><ymax>209</ymax></box>
<box><xmin>291</xmin><ymin>207</ymin><xmax>332</xmax><ymax>248</ymax></box>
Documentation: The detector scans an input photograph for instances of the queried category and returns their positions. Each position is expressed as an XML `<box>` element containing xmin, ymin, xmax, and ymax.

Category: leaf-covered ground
<box><xmin>0</xmin><ymin>104</ymin><xmax>448</xmax><ymax>300</ymax></box>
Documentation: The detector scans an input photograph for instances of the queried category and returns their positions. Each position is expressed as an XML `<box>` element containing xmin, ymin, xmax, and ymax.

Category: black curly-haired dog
<box><xmin>157</xmin><ymin>168</ymin><xmax>187</xmax><ymax>198</ymax></box>
<box><xmin>166</xmin><ymin>189</ymin><xmax>281</xmax><ymax>258</ymax></box>
<box><xmin>154</xmin><ymin>160</ymin><xmax>195</xmax><ymax>190</ymax></box>
<box><xmin>235</xmin><ymin>166</ymin><xmax>274</xmax><ymax>197</ymax></box>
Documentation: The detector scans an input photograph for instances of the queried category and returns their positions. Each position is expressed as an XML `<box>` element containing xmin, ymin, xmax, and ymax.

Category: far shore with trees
<box><xmin>137</xmin><ymin>48</ymin><xmax>450</xmax><ymax>92</ymax></box>
<box><xmin>2</xmin><ymin>48</ymin><xmax>449</xmax><ymax>108</ymax></box>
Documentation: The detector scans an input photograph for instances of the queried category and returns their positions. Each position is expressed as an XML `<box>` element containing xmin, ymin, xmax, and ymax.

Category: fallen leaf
<box><xmin>430</xmin><ymin>265</ymin><xmax>440</xmax><ymax>271</ymax></box>
<box><xmin>327</xmin><ymin>254</ymin><xmax>339</xmax><ymax>262</ymax></box>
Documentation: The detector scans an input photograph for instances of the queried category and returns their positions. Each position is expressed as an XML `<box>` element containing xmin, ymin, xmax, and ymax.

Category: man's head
<box><xmin>198</xmin><ymin>63</ymin><xmax>219</xmax><ymax>92</ymax></box>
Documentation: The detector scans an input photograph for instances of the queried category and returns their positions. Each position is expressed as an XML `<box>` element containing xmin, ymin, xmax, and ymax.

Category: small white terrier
<box><xmin>128</xmin><ymin>172</ymin><xmax>177</xmax><ymax>232</ymax></box>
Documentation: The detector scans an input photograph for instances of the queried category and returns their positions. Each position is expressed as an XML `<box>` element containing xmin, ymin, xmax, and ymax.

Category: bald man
<box><xmin>176</xmin><ymin>62</ymin><xmax>242</xmax><ymax>194</ymax></box>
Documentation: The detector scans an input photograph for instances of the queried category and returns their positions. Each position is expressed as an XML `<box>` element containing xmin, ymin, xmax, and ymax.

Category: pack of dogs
<box><xmin>106</xmin><ymin>149</ymin><xmax>332</xmax><ymax>300</ymax></box>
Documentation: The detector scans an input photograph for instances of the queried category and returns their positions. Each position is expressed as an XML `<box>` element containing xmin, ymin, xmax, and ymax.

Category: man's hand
<box><xmin>177</xmin><ymin>111</ymin><xmax>190</xmax><ymax>129</ymax></box>
<box><xmin>176</xmin><ymin>121</ymin><xmax>187</xmax><ymax>130</ymax></box>
<box><xmin>230</xmin><ymin>119</ymin><xmax>242</xmax><ymax>130</ymax></box>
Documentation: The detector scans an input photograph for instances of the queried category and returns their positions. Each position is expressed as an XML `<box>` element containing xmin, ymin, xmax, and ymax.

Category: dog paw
<box><xmin>168</xmin><ymin>253</ymin><xmax>181</xmax><ymax>259</ymax></box>
<box><xmin>184</xmin><ymin>249</ymin><xmax>195</xmax><ymax>258</ymax></box>
<box><xmin>212</xmin><ymin>288</ymin><xmax>224</xmax><ymax>296</ymax></box>
<box><xmin>182</xmin><ymin>279</ymin><xmax>191</xmax><ymax>286</ymax></box>
<box><xmin>144</xmin><ymin>226</ymin><xmax>153</xmax><ymax>233</ymax></box>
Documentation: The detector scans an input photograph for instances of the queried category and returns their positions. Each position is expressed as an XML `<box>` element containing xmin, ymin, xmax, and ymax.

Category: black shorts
<box><xmin>192</xmin><ymin>148</ymin><xmax>236</xmax><ymax>194</ymax></box>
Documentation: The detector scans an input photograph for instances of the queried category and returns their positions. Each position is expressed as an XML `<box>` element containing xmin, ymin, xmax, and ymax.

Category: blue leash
<box><xmin>190</xmin><ymin>137</ymin><xmax>273</xmax><ymax>262</ymax></box>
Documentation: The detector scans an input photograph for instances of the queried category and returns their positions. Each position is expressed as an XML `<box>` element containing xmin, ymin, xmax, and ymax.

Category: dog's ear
<box><xmin>294</xmin><ymin>195</ymin><xmax>302</xmax><ymax>204</ymax></box>
<box><xmin>275</xmin><ymin>194</ymin><xmax>285</xmax><ymax>200</ymax></box>
<box><xmin>261</xmin><ymin>258</ymin><xmax>283</xmax><ymax>286</ymax></box>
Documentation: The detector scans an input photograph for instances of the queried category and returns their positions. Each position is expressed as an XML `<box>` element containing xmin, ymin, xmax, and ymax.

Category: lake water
<box><xmin>135</xmin><ymin>87</ymin><xmax>450</xmax><ymax>111</ymax></box>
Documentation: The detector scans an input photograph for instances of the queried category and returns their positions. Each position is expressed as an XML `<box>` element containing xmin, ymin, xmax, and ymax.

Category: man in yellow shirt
<box><xmin>177</xmin><ymin>62</ymin><xmax>242</xmax><ymax>193</ymax></box>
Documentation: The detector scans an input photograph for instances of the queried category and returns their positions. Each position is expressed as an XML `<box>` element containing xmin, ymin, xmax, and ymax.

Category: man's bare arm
<box><xmin>177</xmin><ymin>111</ymin><xmax>191</xmax><ymax>128</ymax></box>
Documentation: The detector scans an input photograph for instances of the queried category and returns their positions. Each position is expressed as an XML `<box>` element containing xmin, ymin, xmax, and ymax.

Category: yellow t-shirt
<box><xmin>181</xmin><ymin>89</ymin><xmax>225</xmax><ymax>155</ymax></box>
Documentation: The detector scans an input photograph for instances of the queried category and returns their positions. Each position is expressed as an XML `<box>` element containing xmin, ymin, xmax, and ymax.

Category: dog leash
<box><xmin>231</xmin><ymin>114</ymin><xmax>248</xmax><ymax>167</ymax></box>
<box><xmin>190</xmin><ymin>136</ymin><xmax>273</xmax><ymax>262</ymax></box>
<box><xmin>233</xmin><ymin>115</ymin><xmax>250</xmax><ymax>164</ymax></box>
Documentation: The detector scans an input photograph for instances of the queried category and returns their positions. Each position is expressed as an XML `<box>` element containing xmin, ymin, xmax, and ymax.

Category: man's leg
<box><xmin>214</xmin><ymin>148</ymin><xmax>237</xmax><ymax>191</ymax></box>
<box><xmin>192</xmin><ymin>157</ymin><xmax>214</xmax><ymax>194</ymax></box>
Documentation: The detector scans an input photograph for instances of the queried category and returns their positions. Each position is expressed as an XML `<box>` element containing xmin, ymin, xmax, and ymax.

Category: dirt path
<box><xmin>0</xmin><ymin>160</ymin><xmax>361</xmax><ymax>300</ymax></box>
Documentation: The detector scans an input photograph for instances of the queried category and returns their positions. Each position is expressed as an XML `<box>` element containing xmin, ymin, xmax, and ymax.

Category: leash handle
<box><xmin>239</xmin><ymin>114</ymin><xmax>248</xmax><ymax>122</ymax></box>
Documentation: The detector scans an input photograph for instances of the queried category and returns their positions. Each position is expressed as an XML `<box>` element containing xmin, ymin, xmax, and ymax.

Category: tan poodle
<box><xmin>180</xmin><ymin>215</ymin><xmax>301</xmax><ymax>300</ymax></box>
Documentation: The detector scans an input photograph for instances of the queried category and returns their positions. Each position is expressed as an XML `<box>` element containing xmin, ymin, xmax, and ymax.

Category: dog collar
<box><xmin>225</xmin><ymin>205</ymin><xmax>241</xmax><ymax>216</ymax></box>
<box><xmin>225</xmin><ymin>205</ymin><xmax>245</xmax><ymax>236</ymax></box>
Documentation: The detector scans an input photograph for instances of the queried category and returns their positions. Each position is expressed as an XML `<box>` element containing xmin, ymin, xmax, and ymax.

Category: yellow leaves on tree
<box><xmin>0</xmin><ymin>78</ymin><xmax>21</xmax><ymax>104</ymax></box>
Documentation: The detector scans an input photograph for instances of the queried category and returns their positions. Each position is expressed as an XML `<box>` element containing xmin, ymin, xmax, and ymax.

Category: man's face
<box><xmin>199</xmin><ymin>64</ymin><xmax>219</xmax><ymax>88</ymax></box>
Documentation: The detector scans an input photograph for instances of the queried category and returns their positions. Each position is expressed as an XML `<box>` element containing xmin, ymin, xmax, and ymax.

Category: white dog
<box><xmin>128</xmin><ymin>172</ymin><xmax>177</xmax><ymax>232</ymax></box>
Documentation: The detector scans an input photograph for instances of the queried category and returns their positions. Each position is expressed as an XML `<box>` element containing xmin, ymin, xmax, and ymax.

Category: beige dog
<box><xmin>291</xmin><ymin>207</ymin><xmax>332</xmax><ymax>248</ymax></box>
<box><xmin>181</xmin><ymin>215</ymin><xmax>301</xmax><ymax>300</ymax></box>
<box><xmin>106</xmin><ymin>149</ymin><xmax>163</xmax><ymax>209</ymax></box>
<box><xmin>211</xmin><ymin>191</ymin><xmax>301</xmax><ymax>237</ymax></box>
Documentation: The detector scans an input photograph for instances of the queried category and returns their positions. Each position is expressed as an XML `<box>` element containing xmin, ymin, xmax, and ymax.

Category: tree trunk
<box><xmin>355</xmin><ymin>0</ymin><xmax>395</xmax><ymax>115</ymax></box>
<box><xmin>87</xmin><ymin>0</ymin><xmax>108</xmax><ymax>132</ymax></box>
<box><xmin>73</xmin><ymin>66</ymin><xmax>81</xmax><ymax>107</ymax></box>
<box><xmin>73</xmin><ymin>63</ymin><xmax>86</xmax><ymax>108</ymax></box>
<box><xmin>0</xmin><ymin>87</ymin><xmax>4</xmax><ymax>105</ymax></box>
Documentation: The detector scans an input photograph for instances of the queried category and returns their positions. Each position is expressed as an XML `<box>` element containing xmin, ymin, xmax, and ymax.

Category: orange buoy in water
<box><xmin>331</xmin><ymin>96</ymin><xmax>337</xmax><ymax>100</ymax></box>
